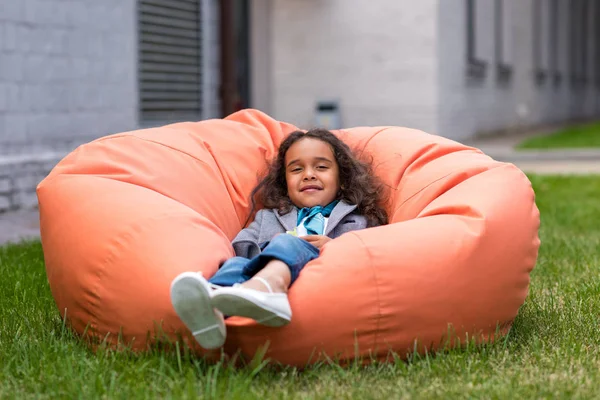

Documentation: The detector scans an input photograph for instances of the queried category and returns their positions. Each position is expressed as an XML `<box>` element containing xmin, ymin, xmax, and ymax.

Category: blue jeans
<box><xmin>208</xmin><ymin>234</ymin><xmax>319</xmax><ymax>287</ymax></box>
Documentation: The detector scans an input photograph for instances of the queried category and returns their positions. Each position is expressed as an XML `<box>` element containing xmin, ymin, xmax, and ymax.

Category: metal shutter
<box><xmin>138</xmin><ymin>0</ymin><xmax>202</xmax><ymax>124</ymax></box>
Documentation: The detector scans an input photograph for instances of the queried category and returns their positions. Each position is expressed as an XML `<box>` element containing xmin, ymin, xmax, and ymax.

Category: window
<box><xmin>533</xmin><ymin>0</ymin><xmax>549</xmax><ymax>84</ymax></box>
<box><xmin>549</xmin><ymin>0</ymin><xmax>562</xmax><ymax>86</ymax></box>
<box><xmin>569</xmin><ymin>0</ymin><xmax>589</xmax><ymax>87</ymax></box>
<box><xmin>138</xmin><ymin>0</ymin><xmax>203</xmax><ymax>125</ymax></box>
<box><xmin>580</xmin><ymin>0</ymin><xmax>589</xmax><ymax>84</ymax></box>
<box><xmin>466</xmin><ymin>0</ymin><xmax>487</xmax><ymax>78</ymax></box>
<box><xmin>569</xmin><ymin>0</ymin><xmax>578</xmax><ymax>86</ymax></box>
<box><xmin>495</xmin><ymin>0</ymin><xmax>512</xmax><ymax>82</ymax></box>
<box><xmin>596</xmin><ymin>1</ymin><xmax>600</xmax><ymax>89</ymax></box>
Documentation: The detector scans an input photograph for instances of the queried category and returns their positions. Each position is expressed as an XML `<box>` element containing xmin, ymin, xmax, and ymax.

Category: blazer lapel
<box><xmin>324</xmin><ymin>201</ymin><xmax>357</xmax><ymax>236</ymax></box>
<box><xmin>274</xmin><ymin>208</ymin><xmax>298</xmax><ymax>232</ymax></box>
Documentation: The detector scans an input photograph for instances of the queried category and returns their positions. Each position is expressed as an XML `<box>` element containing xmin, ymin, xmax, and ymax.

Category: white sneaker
<box><xmin>210</xmin><ymin>277</ymin><xmax>292</xmax><ymax>327</ymax></box>
<box><xmin>170</xmin><ymin>272</ymin><xmax>226</xmax><ymax>349</ymax></box>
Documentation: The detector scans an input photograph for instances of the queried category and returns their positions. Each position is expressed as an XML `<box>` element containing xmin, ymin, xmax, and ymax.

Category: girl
<box><xmin>170</xmin><ymin>128</ymin><xmax>388</xmax><ymax>349</ymax></box>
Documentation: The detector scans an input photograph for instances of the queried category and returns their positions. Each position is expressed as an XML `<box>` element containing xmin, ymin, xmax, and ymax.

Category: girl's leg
<box><xmin>239</xmin><ymin>259</ymin><xmax>291</xmax><ymax>293</ymax></box>
<box><xmin>210</xmin><ymin>235</ymin><xmax>320</xmax><ymax>326</ymax></box>
<box><xmin>237</xmin><ymin>233</ymin><xmax>320</xmax><ymax>291</ymax></box>
<box><xmin>208</xmin><ymin>257</ymin><xmax>252</xmax><ymax>287</ymax></box>
<box><xmin>210</xmin><ymin>234</ymin><xmax>318</xmax><ymax>292</ymax></box>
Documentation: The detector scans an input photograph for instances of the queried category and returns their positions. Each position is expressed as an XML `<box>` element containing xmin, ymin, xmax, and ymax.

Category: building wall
<box><xmin>267</xmin><ymin>0</ymin><xmax>439</xmax><ymax>132</ymax></box>
<box><xmin>0</xmin><ymin>0</ymin><xmax>138</xmax><ymax>210</ymax></box>
<box><xmin>437</xmin><ymin>0</ymin><xmax>600</xmax><ymax>141</ymax></box>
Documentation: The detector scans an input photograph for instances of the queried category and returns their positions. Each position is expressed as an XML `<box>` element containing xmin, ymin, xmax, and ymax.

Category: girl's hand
<box><xmin>301</xmin><ymin>235</ymin><xmax>331</xmax><ymax>249</ymax></box>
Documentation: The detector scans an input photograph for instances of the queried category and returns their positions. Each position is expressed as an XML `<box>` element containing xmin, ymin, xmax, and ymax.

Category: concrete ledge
<box><xmin>0</xmin><ymin>208</ymin><xmax>40</xmax><ymax>245</ymax></box>
<box><xmin>0</xmin><ymin>151</ymin><xmax>66</xmax><ymax>166</ymax></box>
<box><xmin>510</xmin><ymin>160</ymin><xmax>600</xmax><ymax>175</ymax></box>
<box><xmin>0</xmin><ymin>152</ymin><xmax>65</xmax><ymax>212</ymax></box>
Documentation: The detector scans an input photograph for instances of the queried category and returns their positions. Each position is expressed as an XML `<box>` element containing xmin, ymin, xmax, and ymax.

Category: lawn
<box><xmin>2</xmin><ymin>176</ymin><xmax>600</xmax><ymax>399</ymax></box>
<box><xmin>517</xmin><ymin>121</ymin><xmax>600</xmax><ymax>149</ymax></box>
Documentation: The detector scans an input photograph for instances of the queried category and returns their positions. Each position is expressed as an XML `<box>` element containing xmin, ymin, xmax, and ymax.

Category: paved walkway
<box><xmin>466</xmin><ymin>130</ymin><xmax>600</xmax><ymax>175</ymax></box>
<box><xmin>2</xmin><ymin>131</ymin><xmax>600</xmax><ymax>247</ymax></box>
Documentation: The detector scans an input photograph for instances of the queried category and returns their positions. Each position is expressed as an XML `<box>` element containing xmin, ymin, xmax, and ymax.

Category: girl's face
<box><xmin>284</xmin><ymin>138</ymin><xmax>341</xmax><ymax>208</ymax></box>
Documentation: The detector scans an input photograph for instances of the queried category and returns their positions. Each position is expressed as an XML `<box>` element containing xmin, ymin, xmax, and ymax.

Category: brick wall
<box><xmin>0</xmin><ymin>0</ymin><xmax>138</xmax><ymax>211</ymax></box>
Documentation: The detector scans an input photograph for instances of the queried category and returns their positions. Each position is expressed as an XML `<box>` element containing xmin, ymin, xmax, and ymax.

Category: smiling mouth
<box><xmin>301</xmin><ymin>186</ymin><xmax>322</xmax><ymax>192</ymax></box>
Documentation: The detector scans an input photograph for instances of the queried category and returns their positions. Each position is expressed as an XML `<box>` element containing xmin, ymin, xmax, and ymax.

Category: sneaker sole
<box><xmin>170</xmin><ymin>272</ymin><xmax>226</xmax><ymax>349</ymax></box>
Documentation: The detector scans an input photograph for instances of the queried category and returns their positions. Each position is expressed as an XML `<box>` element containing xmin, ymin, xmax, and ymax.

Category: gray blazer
<box><xmin>232</xmin><ymin>201</ymin><xmax>368</xmax><ymax>259</ymax></box>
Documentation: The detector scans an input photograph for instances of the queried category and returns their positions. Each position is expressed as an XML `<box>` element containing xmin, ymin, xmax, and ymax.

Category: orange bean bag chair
<box><xmin>37</xmin><ymin>109</ymin><xmax>540</xmax><ymax>365</ymax></box>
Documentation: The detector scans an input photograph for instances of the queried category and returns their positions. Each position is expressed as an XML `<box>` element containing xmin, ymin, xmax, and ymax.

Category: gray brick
<box><xmin>0</xmin><ymin>53</ymin><xmax>24</xmax><ymax>81</ymax></box>
<box><xmin>12</xmin><ymin>162</ymin><xmax>42</xmax><ymax>175</ymax></box>
<box><xmin>104</xmin><ymin>58</ymin><xmax>133</xmax><ymax>84</ymax></box>
<box><xmin>0</xmin><ymin>115</ymin><xmax>5</xmax><ymax>142</ymax></box>
<box><xmin>88</xmin><ymin>59</ymin><xmax>107</xmax><ymax>81</ymax></box>
<box><xmin>43</xmin><ymin>160</ymin><xmax>60</xmax><ymax>173</ymax></box>
<box><xmin>23</xmin><ymin>54</ymin><xmax>52</xmax><ymax>82</ymax></box>
<box><xmin>65</xmin><ymin>30</ymin><xmax>94</xmax><ymax>58</ymax></box>
<box><xmin>0</xmin><ymin>0</ymin><xmax>23</xmax><ymax>22</ymax></box>
<box><xmin>0</xmin><ymin>177</ymin><xmax>12</xmax><ymax>193</ymax></box>
<box><xmin>15</xmin><ymin>173</ymin><xmax>42</xmax><ymax>192</ymax></box>
<box><xmin>6</xmin><ymin>83</ymin><xmax>21</xmax><ymax>112</ymax></box>
<box><xmin>15</xmin><ymin>24</ymin><xmax>33</xmax><ymax>53</ymax></box>
<box><xmin>69</xmin><ymin>58</ymin><xmax>90</xmax><ymax>81</ymax></box>
<box><xmin>65</xmin><ymin>1</ymin><xmax>90</xmax><ymax>28</ymax></box>
<box><xmin>2</xmin><ymin>22</ymin><xmax>17</xmax><ymax>51</ymax></box>
<box><xmin>0</xmin><ymin>195</ymin><xmax>11</xmax><ymax>212</ymax></box>
<box><xmin>23</xmin><ymin>0</ymin><xmax>59</xmax><ymax>26</ymax></box>
<box><xmin>4</xmin><ymin>115</ymin><xmax>28</xmax><ymax>138</ymax></box>
<box><xmin>0</xmin><ymin>83</ymin><xmax>6</xmax><ymax>112</ymax></box>
<box><xmin>27</xmin><ymin>113</ymin><xmax>53</xmax><ymax>137</ymax></box>
<box><xmin>20</xmin><ymin>85</ymin><xmax>38</xmax><ymax>111</ymax></box>
<box><xmin>50</xmin><ymin>29</ymin><xmax>69</xmax><ymax>55</ymax></box>
<box><xmin>47</xmin><ymin>57</ymin><xmax>71</xmax><ymax>82</ymax></box>
<box><xmin>11</xmin><ymin>190</ymin><xmax>38</xmax><ymax>209</ymax></box>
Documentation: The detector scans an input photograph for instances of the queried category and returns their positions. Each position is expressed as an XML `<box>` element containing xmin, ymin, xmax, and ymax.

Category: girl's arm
<box><xmin>231</xmin><ymin>209</ymin><xmax>265</xmax><ymax>259</ymax></box>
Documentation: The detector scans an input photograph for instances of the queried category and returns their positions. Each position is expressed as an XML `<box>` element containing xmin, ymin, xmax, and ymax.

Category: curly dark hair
<box><xmin>248</xmin><ymin>128</ymin><xmax>388</xmax><ymax>227</ymax></box>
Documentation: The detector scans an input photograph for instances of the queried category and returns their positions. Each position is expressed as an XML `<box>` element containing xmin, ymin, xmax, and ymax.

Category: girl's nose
<box><xmin>303</xmin><ymin>168</ymin><xmax>316</xmax><ymax>180</ymax></box>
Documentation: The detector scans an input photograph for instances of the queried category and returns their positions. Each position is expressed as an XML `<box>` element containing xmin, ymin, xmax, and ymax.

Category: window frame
<box><xmin>466</xmin><ymin>0</ymin><xmax>488</xmax><ymax>78</ymax></box>
<box><xmin>533</xmin><ymin>0</ymin><xmax>548</xmax><ymax>85</ymax></box>
<box><xmin>549</xmin><ymin>0</ymin><xmax>562</xmax><ymax>86</ymax></box>
<box><xmin>495</xmin><ymin>0</ymin><xmax>513</xmax><ymax>83</ymax></box>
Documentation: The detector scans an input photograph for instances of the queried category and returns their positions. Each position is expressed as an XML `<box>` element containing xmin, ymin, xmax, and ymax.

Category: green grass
<box><xmin>2</xmin><ymin>175</ymin><xmax>600</xmax><ymax>399</ymax></box>
<box><xmin>517</xmin><ymin>121</ymin><xmax>600</xmax><ymax>149</ymax></box>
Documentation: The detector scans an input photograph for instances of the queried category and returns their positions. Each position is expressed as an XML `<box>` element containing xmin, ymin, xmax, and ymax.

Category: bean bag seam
<box><xmin>357</xmin><ymin>127</ymin><xmax>392</xmax><ymax>152</ymax></box>
<box><xmin>394</xmin><ymin>163</ymin><xmax>507</xmax><ymax>217</ymax></box>
<box><xmin>109</xmin><ymin>135</ymin><xmax>214</xmax><ymax>169</ymax></box>
<box><xmin>395</xmin><ymin>171</ymin><xmax>456</xmax><ymax>213</ymax></box>
<box><xmin>348</xmin><ymin>231</ymin><xmax>382</xmax><ymax>352</ymax></box>
<box><xmin>198</xmin><ymin>141</ymin><xmax>245</xmax><ymax>225</ymax></box>
<box><xmin>40</xmin><ymin>135</ymin><xmax>214</xmax><ymax>190</ymax></box>
<box><xmin>126</xmin><ymin>134</ymin><xmax>244</xmax><ymax>227</ymax></box>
